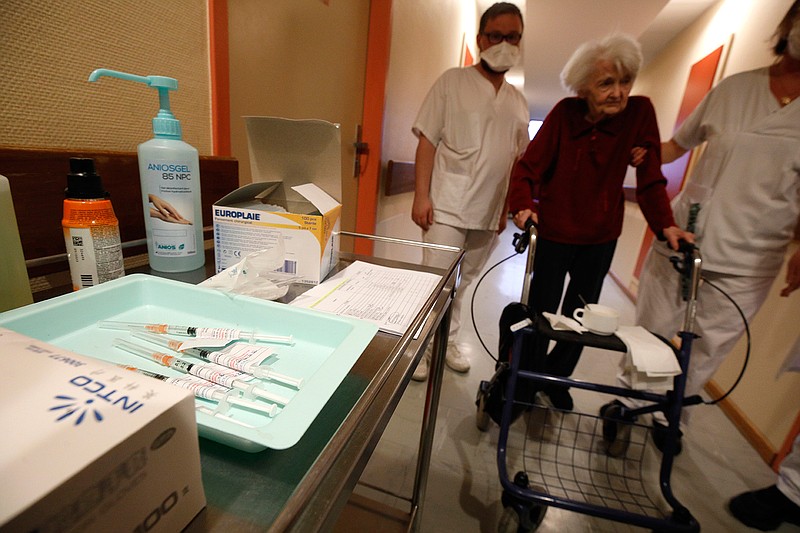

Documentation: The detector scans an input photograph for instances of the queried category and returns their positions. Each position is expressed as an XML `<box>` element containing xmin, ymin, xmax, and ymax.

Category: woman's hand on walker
<box><xmin>512</xmin><ymin>209</ymin><xmax>538</xmax><ymax>230</ymax></box>
<box><xmin>662</xmin><ymin>226</ymin><xmax>694</xmax><ymax>251</ymax></box>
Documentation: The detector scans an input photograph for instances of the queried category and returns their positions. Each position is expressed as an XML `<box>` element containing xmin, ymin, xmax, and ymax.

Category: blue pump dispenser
<box><xmin>89</xmin><ymin>68</ymin><xmax>204</xmax><ymax>272</ymax></box>
<box><xmin>89</xmin><ymin>69</ymin><xmax>183</xmax><ymax>139</ymax></box>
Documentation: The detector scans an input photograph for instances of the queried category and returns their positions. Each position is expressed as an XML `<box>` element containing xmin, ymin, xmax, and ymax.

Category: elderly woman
<box><xmin>507</xmin><ymin>33</ymin><xmax>690</xmax><ymax>410</ymax></box>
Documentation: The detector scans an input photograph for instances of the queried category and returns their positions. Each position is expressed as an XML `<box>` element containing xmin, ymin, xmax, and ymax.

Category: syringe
<box><xmin>114</xmin><ymin>338</ymin><xmax>291</xmax><ymax>406</ymax></box>
<box><xmin>195</xmin><ymin>405</ymin><xmax>257</xmax><ymax>428</ymax></box>
<box><xmin>131</xmin><ymin>330</ymin><xmax>304</xmax><ymax>389</ymax></box>
<box><xmin>99</xmin><ymin>320</ymin><xmax>294</xmax><ymax>345</ymax></box>
<box><xmin>119</xmin><ymin>365</ymin><xmax>277</xmax><ymax>417</ymax></box>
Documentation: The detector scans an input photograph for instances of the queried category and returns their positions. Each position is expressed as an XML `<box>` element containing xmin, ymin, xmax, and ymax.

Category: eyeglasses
<box><xmin>482</xmin><ymin>31</ymin><xmax>522</xmax><ymax>45</ymax></box>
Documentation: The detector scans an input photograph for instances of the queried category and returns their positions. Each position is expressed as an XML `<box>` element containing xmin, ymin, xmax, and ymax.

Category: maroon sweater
<box><xmin>508</xmin><ymin>96</ymin><xmax>675</xmax><ymax>245</ymax></box>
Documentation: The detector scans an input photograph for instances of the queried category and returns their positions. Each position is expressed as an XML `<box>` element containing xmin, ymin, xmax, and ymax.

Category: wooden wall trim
<box><xmin>209</xmin><ymin>0</ymin><xmax>231</xmax><ymax>156</ymax></box>
<box><xmin>354</xmin><ymin>0</ymin><xmax>392</xmax><ymax>255</ymax></box>
<box><xmin>705</xmin><ymin>379</ymin><xmax>776</xmax><ymax>466</ymax></box>
<box><xmin>0</xmin><ymin>147</ymin><xmax>238</xmax><ymax>277</ymax></box>
<box><xmin>384</xmin><ymin>160</ymin><xmax>415</xmax><ymax>196</ymax></box>
<box><xmin>774</xmin><ymin>412</ymin><xmax>800</xmax><ymax>473</ymax></box>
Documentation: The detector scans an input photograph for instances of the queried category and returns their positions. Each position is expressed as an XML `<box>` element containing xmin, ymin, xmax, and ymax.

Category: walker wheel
<box><xmin>601</xmin><ymin>401</ymin><xmax>633</xmax><ymax>458</ymax></box>
<box><xmin>497</xmin><ymin>472</ymin><xmax>547</xmax><ymax>532</ymax></box>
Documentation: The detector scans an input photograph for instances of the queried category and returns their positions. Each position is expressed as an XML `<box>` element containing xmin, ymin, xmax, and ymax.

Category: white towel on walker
<box><xmin>616</xmin><ymin>326</ymin><xmax>682</xmax><ymax>390</ymax></box>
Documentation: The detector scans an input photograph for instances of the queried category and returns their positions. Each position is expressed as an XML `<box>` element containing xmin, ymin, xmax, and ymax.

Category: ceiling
<box><xmin>479</xmin><ymin>0</ymin><xmax>719</xmax><ymax>119</ymax></box>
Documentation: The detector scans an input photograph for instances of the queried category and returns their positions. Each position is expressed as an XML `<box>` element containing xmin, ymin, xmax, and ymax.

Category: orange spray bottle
<box><xmin>62</xmin><ymin>158</ymin><xmax>125</xmax><ymax>290</ymax></box>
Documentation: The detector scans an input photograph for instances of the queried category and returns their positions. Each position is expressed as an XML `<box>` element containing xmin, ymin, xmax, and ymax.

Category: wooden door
<box><xmin>217</xmin><ymin>0</ymin><xmax>379</xmax><ymax>247</ymax></box>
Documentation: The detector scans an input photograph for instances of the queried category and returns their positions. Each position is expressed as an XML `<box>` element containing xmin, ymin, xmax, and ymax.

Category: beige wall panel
<box><xmin>0</xmin><ymin>0</ymin><xmax>211</xmax><ymax>153</ymax></box>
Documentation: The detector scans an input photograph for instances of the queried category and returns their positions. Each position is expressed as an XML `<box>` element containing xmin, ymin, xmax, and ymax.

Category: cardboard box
<box><xmin>213</xmin><ymin>182</ymin><xmax>341</xmax><ymax>284</ymax></box>
<box><xmin>0</xmin><ymin>328</ymin><xmax>206</xmax><ymax>533</ymax></box>
<box><xmin>213</xmin><ymin>117</ymin><xmax>343</xmax><ymax>285</ymax></box>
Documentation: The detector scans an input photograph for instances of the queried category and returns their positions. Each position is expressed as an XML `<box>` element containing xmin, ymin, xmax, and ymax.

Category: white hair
<box><xmin>560</xmin><ymin>33</ymin><xmax>643</xmax><ymax>94</ymax></box>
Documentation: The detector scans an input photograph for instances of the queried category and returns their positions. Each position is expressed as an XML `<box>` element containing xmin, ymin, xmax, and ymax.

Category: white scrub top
<box><xmin>664</xmin><ymin>67</ymin><xmax>800</xmax><ymax>276</ymax></box>
<box><xmin>413</xmin><ymin>67</ymin><xmax>530</xmax><ymax>230</ymax></box>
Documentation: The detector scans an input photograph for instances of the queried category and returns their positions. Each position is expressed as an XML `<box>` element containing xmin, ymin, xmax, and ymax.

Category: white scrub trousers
<box><xmin>623</xmin><ymin>248</ymin><xmax>774</xmax><ymax>424</ymax></box>
<box><xmin>422</xmin><ymin>222</ymin><xmax>498</xmax><ymax>341</ymax></box>
<box><xmin>779</xmin><ymin>435</ymin><xmax>800</xmax><ymax>506</ymax></box>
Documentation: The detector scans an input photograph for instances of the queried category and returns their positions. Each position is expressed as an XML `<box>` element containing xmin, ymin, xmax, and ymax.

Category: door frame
<box><xmin>353</xmin><ymin>0</ymin><xmax>392</xmax><ymax>255</ymax></box>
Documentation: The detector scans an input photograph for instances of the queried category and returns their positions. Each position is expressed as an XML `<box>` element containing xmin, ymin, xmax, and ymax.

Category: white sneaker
<box><xmin>412</xmin><ymin>350</ymin><xmax>429</xmax><ymax>381</ymax></box>
<box><xmin>412</xmin><ymin>341</ymin><xmax>470</xmax><ymax>381</ymax></box>
<box><xmin>445</xmin><ymin>341</ymin><xmax>470</xmax><ymax>373</ymax></box>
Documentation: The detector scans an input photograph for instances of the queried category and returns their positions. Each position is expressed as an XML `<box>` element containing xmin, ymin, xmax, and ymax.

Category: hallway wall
<box><xmin>374</xmin><ymin>0</ymin><xmax>481</xmax><ymax>262</ymax></box>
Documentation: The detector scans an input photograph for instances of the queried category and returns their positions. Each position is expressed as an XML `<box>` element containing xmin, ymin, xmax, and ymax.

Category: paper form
<box><xmin>288</xmin><ymin>261</ymin><xmax>442</xmax><ymax>335</ymax></box>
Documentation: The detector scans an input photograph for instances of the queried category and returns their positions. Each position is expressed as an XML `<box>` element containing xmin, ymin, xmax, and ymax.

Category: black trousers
<box><xmin>528</xmin><ymin>237</ymin><xmax>617</xmax><ymax>377</ymax></box>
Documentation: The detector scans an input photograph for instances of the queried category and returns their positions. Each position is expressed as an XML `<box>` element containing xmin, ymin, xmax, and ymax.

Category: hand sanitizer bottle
<box><xmin>88</xmin><ymin>69</ymin><xmax>205</xmax><ymax>273</ymax></box>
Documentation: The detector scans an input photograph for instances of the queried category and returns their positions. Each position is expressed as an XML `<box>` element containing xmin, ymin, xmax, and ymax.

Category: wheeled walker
<box><xmin>477</xmin><ymin>223</ymin><xmax>703</xmax><ymax>532</ymax></box>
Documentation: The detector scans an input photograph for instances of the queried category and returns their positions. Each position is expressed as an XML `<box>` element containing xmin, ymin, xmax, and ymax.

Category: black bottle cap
<box><xmin>65</xmin><ymin>158</ymin><xmax>109</xmax><ymax>199</ymax></box>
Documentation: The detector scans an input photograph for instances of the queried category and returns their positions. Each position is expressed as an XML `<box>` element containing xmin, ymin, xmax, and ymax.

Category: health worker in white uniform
<box><xmin>411</xmin><ymin>2</ymin><xmax>530</xmax><ymax>381</ymax></box>
<box><xmin>619</xmin><ymin>1</ymin><xmax>800</xmax><ymax>466</ymax></box>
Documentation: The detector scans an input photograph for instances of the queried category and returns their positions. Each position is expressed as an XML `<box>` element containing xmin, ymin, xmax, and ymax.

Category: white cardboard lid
<box><xmin>244</xmin><ymin>116</ymin><xmax>342</xmax><ymax>203</ymax></box>
<box><xmin>292</xmin><ymin>184</ymin><xmax>339</xmax><ymax>214</ymax></box>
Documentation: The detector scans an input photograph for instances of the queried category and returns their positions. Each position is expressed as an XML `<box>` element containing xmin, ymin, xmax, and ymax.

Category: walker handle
<box><xmin>513</xmin><ymin>218</ymin><xmax>538</xmax><ymax>254</ymax></box>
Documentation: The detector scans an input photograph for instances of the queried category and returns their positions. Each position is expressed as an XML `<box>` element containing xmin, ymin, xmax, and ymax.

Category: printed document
<box><xmin>289</xmin><ymin>261</ymin><xmax>442</xmax><ymax>335</ymax></box>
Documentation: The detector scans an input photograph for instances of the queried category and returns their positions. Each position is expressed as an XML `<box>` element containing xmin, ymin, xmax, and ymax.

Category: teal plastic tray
<box><xmin>0</xmin><ymin>274</ymin><xmax>378</xmax><ymax>452</ymax></box>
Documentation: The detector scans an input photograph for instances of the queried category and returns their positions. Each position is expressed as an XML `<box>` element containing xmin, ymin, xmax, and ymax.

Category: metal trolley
<box><xmin>481</xmin><ymin>224</ymin><xmax>704</xmax><ymax>532</ymax></box>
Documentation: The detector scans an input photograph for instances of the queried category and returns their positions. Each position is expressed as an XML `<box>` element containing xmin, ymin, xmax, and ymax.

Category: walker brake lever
<box><xmin>512</xmin><ymin>219</ymin><xmax>536</xmax><ymax>254</ymax></box>
<box><xmin>669</xmin><ymin>240</ymin><xmax>696</xmax><ymax>301</ymax></box>
<box><xmin>512</xmin><ymin>231</ymin><xmax>528</xmax><ymax>253</ymax></box>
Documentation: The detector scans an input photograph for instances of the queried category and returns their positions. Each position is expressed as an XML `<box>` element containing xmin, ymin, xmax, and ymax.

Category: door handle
<box><xmin>353</xmin><ymin>124</ymin><xmax>369</xmax><ymax>178</ymax></box>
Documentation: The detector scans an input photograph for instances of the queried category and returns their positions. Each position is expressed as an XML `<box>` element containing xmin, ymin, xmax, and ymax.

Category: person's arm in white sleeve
<box><xmin>661</xmin><ymin>138</ymin><xmax>689</xmax><ymax>164</ymax></box>
<box><xmin>412</xmin><ymin>134</ymin><xmax>436</xmax><ymax>231</ymax></box>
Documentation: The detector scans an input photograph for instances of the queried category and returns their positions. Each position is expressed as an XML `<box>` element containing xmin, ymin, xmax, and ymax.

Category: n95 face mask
<box><xmin>481</xmin><ymin>41</ymin><xmax>520</xmax><ymax>72</ymax></box>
